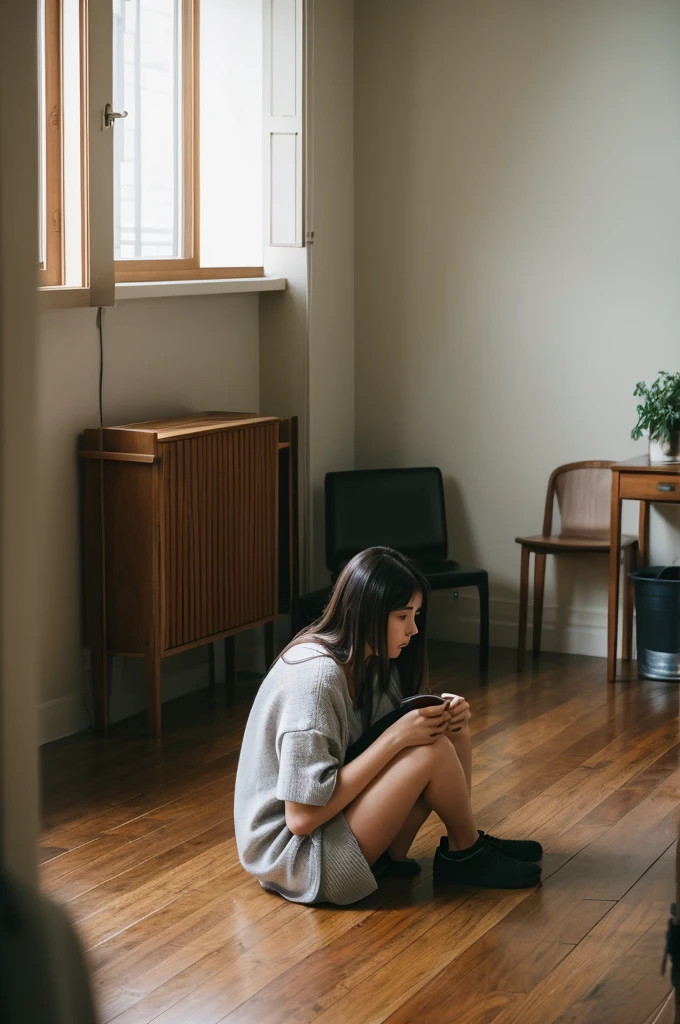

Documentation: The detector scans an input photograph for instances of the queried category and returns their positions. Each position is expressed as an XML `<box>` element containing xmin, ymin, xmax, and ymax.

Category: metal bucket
<box><xmin>630</xmin><ymin>566</ymin><xmax>680</xmax><ymax>680</ymax></box>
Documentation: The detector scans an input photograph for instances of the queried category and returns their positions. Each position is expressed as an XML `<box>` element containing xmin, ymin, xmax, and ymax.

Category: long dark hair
<box><xmin>283</xmin><ymin>547</ymin><xmax>430</xmax><ymax>731</ymax></box>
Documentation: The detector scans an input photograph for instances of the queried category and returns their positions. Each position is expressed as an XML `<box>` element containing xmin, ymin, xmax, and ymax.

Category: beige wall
<box><xmin>38</xmin><ymin>296</ymin><xmax>260</xmax><ymax>741</ymax></box>
<box><xmin>355</xmin><ymin>0</ymin><xmax>680</xmax><ymax>655</ymax></box>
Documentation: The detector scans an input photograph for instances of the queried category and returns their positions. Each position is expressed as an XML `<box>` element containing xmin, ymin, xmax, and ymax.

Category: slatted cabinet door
<box><xmin>161</xmin><ymin>420</ymin><xmax>279</xmax><ymax>652</ymax></box>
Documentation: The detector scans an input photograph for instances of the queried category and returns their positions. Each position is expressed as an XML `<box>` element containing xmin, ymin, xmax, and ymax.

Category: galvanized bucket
<box><xmin>630</xmin><ymin>565</ymin><xmax>680</xmax><ymax>680</ymax></box>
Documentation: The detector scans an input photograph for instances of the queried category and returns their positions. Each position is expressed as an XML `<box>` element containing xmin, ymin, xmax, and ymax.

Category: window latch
<box><xmin>103</xmin><ymin>103</ymin><xmax>128</xmax><ymax>130</ymax></box>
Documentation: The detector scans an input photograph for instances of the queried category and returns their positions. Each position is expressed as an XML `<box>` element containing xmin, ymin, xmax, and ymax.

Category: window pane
<box><xmin>200</xmin><ymin>0</ymin><xmax>262</xmax><ymax>268</ymax></box>
<box><xmin>113</xmin><ymin>0</ymin><xmax>183</xmax><ymax>261</ymax></box>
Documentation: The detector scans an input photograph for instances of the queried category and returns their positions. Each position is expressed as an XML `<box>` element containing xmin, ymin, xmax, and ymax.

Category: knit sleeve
<box><xmin>276</xmin><ymin>729</ymin><xmax>340</xmax><ymax>806</ymax></box>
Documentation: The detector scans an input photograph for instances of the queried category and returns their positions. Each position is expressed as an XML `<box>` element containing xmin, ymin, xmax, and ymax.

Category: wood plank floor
<box><xmin>39</xmin><ymin>643</ymin><xmax>680</xmax><ymax>1024</ymax></box>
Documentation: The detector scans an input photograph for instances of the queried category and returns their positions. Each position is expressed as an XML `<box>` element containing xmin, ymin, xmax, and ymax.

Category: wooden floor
<box><xmin>39</xmin><ymin>643</ymin><xmax>680</xmax><ymax>1024</ymax></box>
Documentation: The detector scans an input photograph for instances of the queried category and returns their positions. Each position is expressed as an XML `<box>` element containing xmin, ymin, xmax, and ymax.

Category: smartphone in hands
<box><xmin>399</xmin><ymin>694</ymin><xmax>448</xmax><ymax>711</ymax></box>
<box><xmin>399</xmin><ymin>693</ymin><xmax>463</xmax><ymax>732</ymax></box>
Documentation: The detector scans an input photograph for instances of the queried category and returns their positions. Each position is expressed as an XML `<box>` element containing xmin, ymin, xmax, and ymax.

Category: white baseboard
<box><xmin>39</xmin><ymin>618</ymin><xmax>292</xmax><ymax>745</ymax></box>
<box><xmin>427</xmin><ymin>592</ymin><xmax>624</xmax><ymax>659</ymax></box>
<box><xmin>39</xmin><ymin>657</ymin><xmax>232</xmax><ymax>746</ymax></box>
<box><xmin>104</xmin><ymin>658</ymin><xmax>210</xmax><ymax>725</ymax></box>
<box><xmin>39</xmin><ymin>695</ymin><xmax>90</xmax><ymax>746</ymax></box>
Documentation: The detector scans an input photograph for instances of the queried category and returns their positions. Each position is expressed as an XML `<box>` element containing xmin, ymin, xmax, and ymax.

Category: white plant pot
<box><xmin>649</xmin><ymin>431</ymin><xmax>680</xmax><ymax>464</ymax></box>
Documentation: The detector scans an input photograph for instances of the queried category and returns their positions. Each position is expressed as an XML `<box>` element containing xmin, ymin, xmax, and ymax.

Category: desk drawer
<box><xmin>619</xmin><ymin>472</ymin><xmax>680</xmax><ymax>501</ymax></box>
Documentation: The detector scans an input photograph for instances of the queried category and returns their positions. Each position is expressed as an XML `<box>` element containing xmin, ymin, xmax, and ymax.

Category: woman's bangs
<box><xmin>384</xmin><ymin>565</ymin><xmax>427</xmax><ymax>613</ymax></box>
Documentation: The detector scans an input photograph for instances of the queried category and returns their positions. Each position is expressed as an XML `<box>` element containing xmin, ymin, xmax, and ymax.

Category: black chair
<box><xmin>291</xmin><ymin>468</ymin><xmax>489</xmax><ymax>670</ymax></box>
<box><xmin>290</xmin><ymin>586</ymin><xmax>334</xmax><ymax>637</ymax></box>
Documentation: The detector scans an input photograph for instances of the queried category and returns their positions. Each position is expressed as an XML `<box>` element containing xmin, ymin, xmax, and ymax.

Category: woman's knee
<box><xmin>398</xmin><ymin>735</ymin><xmax>452</xmax><ymax>771</ymax></box>
<box><xmin>432</xmin><ymin>733</ymin><xmax>460</xmax><ymax>761</ymax></box>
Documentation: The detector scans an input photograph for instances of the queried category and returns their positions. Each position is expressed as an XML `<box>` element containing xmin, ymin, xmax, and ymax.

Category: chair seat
<box><xmin>414</xmin><ymin>560</ymin><xmax>488</xmax><ymax>591</ymax></box>
<box><xmin>515</xmin><ymin>532</ymin><xmax>637</xmax><ymax>553</ymax></box>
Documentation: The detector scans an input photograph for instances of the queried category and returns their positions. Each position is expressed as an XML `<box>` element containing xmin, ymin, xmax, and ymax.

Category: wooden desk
<box><xmin>608</xmin><ymin>455</ymin><xmax>680</xmax><ymax>681</ymax></box>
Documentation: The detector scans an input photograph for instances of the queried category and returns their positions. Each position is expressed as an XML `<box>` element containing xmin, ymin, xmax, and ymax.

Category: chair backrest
<box><xmin>542</xmin><ymin>461</ymin><xmax>615</xmax><ymax>537</ymax></box>
<box><xmin>325</xmin><ymin>468</ymin><xmax>448</xmax><ymax>574</ymax></box>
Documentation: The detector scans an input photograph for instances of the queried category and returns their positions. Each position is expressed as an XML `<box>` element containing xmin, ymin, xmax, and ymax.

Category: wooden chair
<box><xmin>515</xmin><ymin>461</ymin><xmax>638</xmax><ymax>670</ymax></box>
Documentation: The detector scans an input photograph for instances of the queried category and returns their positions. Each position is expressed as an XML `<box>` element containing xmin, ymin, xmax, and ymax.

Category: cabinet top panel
<box><xmin>95</xmin><ymin>412</ymin><xmax>280</xmax><ymax>443</ymax></box>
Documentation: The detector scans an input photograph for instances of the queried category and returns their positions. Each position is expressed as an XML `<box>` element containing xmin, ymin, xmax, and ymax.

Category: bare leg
<box><xmin>389</xmin><ymin>724</ymin><xmax>473</xmax><ymax>857</ymax></box>
<box><xmin>388</xmin><ymin>797</ymin><xmax>430</xmax><ymax>859</ymax></box>
<box><xmin>446</xmin><ymin>722</ymin><xmax>472</xmax><ymax>796</ymax></box>
<box><xmin>344</xmin><ymin>735</ymin><xmax>478</xmax><ymax>867</ymax></box>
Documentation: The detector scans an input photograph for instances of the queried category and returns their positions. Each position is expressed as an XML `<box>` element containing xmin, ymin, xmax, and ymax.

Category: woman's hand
<box><xmin>387</xmin><ymin>705</ymin><xmax>452</xmax><ymax>750</ymax></box>
<box><xmin>441</xmin><ymin>693</ymin><xmax>471</xmax><ymax>733</ymax></box>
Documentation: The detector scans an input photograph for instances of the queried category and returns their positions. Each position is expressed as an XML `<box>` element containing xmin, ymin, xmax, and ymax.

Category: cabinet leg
<box><xmin>92</xmin><ymin>644</ymin><xmax>109</xmax><ymax>732</ymax></box>
<box><xmin>146</xmin><ymin>650</ymin><xmax>162</xmax><ymax>738</ymax></box>
<box><xmin>225</xmin><ymin>636</ymin><xmax>236</xmax><ymax>706</ymax></box>
<box><xmin>208</xmin><ymin>643</ymin><xmax>216</xmax><ymax>691</ymax></box>
<box><xmin>107</xmin><ymin>655</ymin><xmax>115</xmax><ymax>722</ymax></box>
<box><xmin>264</xmin><ymin>621</ymin><xmax>275</xmax><ymax>671</ymax></box>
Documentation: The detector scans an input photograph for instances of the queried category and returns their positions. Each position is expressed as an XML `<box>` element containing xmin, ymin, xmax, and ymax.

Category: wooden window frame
<box><xmin>114</xmin><ymin>0</ymin><xmax>263</xmax><ymax>284</ymax></box>
<box><xmin>39</xmin><ymin>0</ymin><xmax>64</xmax><ymax>287</ymax></box>
<box><xmin>38</xmin><ymin>0</ymin><xmax>89</xmax><ymax>294</ymax></box>
<box><xmin>80</xmin><ymin>0</ymin><xmax>90</xmax><ymax>292</ymax></box>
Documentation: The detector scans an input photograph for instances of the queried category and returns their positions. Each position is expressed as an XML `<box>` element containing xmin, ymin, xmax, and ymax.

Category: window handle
<box><xmin>103</xmin><ymin>103</ymin><xmax>128</xmax><ymax>130</ymax></box>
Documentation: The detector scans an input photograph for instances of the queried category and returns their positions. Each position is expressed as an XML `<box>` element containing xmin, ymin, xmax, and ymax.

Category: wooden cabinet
<box><xmin>80</xmin><ymin>413</ymin><xmax>298</xmax><ymax>736</ymax></box>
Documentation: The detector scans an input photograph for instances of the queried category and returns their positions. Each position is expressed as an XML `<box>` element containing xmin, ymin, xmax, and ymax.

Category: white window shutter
<box><xmin>263</xmin><ymin>0</ymin><xmax>304</xmax><ymax>247</ymax></box>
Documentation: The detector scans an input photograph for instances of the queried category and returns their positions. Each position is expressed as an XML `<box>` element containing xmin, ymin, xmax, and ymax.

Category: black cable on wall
<box><xmin>96</xmin><ymin>306</ymin><xmax>104</xmax><ymax>427</ymax></box>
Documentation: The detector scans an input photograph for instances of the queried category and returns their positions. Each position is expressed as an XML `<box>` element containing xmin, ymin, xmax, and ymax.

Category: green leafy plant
<box><xmin>631</xmin><ymin>371</ymin><xmax>680</xmax><ymax>444</ymax></box>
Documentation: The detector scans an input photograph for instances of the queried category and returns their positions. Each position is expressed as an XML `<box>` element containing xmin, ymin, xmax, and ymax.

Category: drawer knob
<box><xmin>657</xmin><ymin>483</ymin><xmax>676</xmax><ymax>492</ymax></box>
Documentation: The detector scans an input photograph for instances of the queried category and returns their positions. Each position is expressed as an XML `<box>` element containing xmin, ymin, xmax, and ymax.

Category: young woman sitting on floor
<box><xmin>234</xmin><ymin>546</ymin><xmax>542</xmax><ymax>905</ymax></box>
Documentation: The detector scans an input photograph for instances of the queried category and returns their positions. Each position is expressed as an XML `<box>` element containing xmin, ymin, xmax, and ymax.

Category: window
<box><xmin>38</xmin><ymin>0</ymin><xmax>301</xmax><ymax>304</ymax></box>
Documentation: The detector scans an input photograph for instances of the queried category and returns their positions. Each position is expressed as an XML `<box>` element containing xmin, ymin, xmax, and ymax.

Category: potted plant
<box><xmin>631</xmin><ymin>371</ymin><xmax>680</xmax><ymax>463</ymax></box>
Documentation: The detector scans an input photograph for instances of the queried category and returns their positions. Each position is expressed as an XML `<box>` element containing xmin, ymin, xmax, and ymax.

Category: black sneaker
<box><xmin>433</xmin><ymin>835</ymin><xmax>541</xmax><ymax>890</ymax></box>
<box><xmin>478</xmin><ymin>830</ymin><xmax>543</xmax><ymax>863</ymax></box>
<box><xmin>371</xmin><ymin>851</ymin><xmax>422</xmax><ymax>879</ymax></box>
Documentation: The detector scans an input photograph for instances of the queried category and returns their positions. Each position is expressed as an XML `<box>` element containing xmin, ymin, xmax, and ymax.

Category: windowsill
<box><xmin>38</xmin><ymin>287</ymin><xmax>92</xmax><ymax>310</ymax></box>
<box><xmin>38</xmin><ymin>276</ymin><xmax>287</xmax><ymax>310</ymax></box>
<box><xmin>114</xmin><ymin>277</ymin><xmax>287</xmax><ymax>300</ymax></box>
